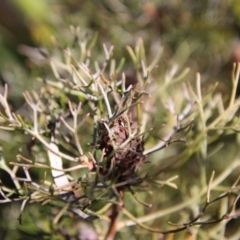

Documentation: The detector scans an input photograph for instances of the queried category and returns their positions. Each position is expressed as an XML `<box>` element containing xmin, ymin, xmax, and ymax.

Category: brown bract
<box><xmin>98</xmin><ymin>115</ymin><xmax>145</xmax><ymax>181</ymax></box>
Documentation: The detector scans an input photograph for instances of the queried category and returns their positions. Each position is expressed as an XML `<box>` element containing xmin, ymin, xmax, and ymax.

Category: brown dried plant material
<box><xmin>98</xmin><ymin>114</ymin><xmax>145</xmax><ymax>181</ymax></box>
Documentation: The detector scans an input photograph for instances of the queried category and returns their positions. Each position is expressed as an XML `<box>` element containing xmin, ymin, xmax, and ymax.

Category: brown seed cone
<box><xmin>98</xmin><ymin>115</ymin><xmax>145</xmax><ymax>181</ymax></box>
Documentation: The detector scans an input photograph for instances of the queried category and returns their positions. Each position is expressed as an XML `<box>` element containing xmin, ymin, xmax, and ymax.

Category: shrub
<box><xmin>0</xmin><ymin>28</ymin><xmax>240</xmax><ymax>239</ymax></box>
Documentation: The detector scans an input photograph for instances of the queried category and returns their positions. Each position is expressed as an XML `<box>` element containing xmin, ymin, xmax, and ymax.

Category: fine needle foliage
<box><xmin>0</xmin><ymin>28</ymin><xmax>240</xmax><ymax>240</ymax></box>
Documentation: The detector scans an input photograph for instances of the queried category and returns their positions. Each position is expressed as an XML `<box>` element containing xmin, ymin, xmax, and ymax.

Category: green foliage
<box><xmin>0</xmin><ymin>27</ymin><xmax>240</xmax><ymax>240</ymax></box>
<box><xmin>0</xmin><ymin>1</ymin><xmax>240</xmax><ymax>240</ymax></box>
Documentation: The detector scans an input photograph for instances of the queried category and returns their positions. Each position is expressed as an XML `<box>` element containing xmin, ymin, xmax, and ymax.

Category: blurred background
<box><xmin>1</xmin><ymin>0</ymin><xmax>240</xmax><ymax>83</ymax></box>
<box><xmin>1</xmin><ymin>0</ymin><xmax>240</xmax><ymax>239</ymax></box>
<box><xmin>1</xmin><ymin>0</ymin><xmax>240</xmax><ymax>104</ymax></box>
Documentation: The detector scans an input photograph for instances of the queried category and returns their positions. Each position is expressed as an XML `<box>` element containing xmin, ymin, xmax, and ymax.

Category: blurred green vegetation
<box><xmin>1</xmin><ymin>0</ymin><xmax>240</xmax><ymax>239</ymax></box>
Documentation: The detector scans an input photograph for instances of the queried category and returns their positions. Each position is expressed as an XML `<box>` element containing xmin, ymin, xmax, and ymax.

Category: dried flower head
<box><xmin>98</xmin><ymin>114</ymin><xmax>145</xmax><ymax>181</ymax></box>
